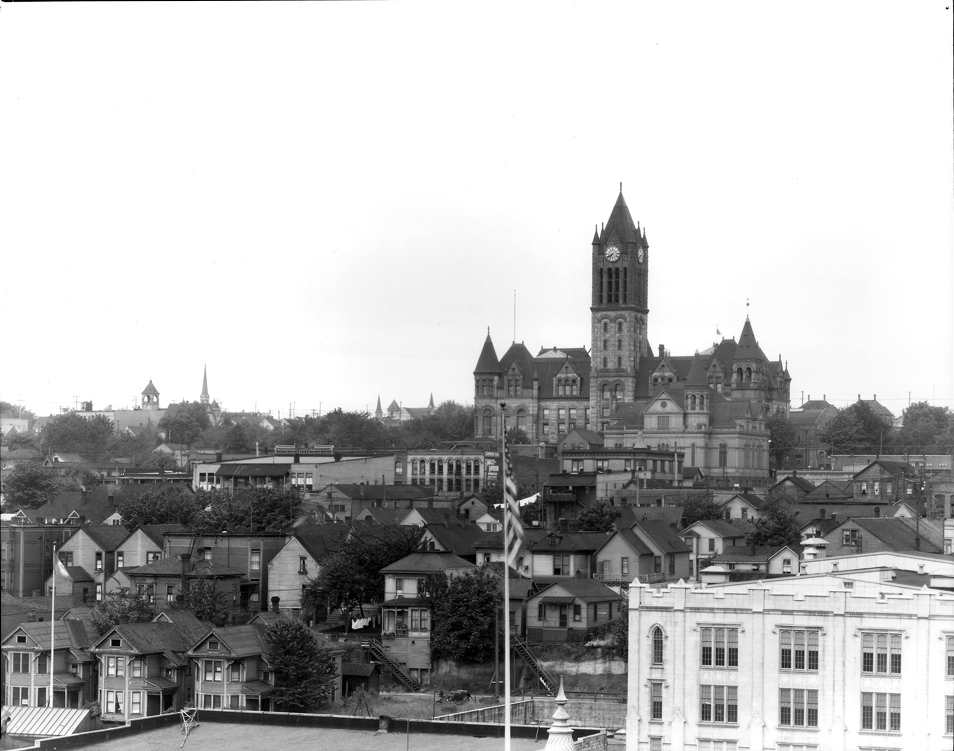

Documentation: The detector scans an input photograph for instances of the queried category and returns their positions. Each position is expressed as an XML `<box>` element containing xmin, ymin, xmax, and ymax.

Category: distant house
<box><xmin>526</xmin><ymin>530</ymin><xmax>610</xmax><ymax>580</ymax></box>
<box><xmin>823</xmin><ymin>517</ymin><xmax>943</xmax><ymax>557</ymax></box>
<box><xmin>678</xmin><ymin>519</ymin><xmax>749</xmax><ymax>579</ymax></box>
<box><xmin>524</xmin><ymin>579</ymin><xmax>620</xmax><ymax>642</ymax></box>
<box><xmin>592</xmin><ymin>528</ymin><xmax>655</xmax><ymax>585</ymax></box>
<box><xmin>1</xmin><ymin>619</ymin><xmax>95</xmax><ymax>708</ymax></box>
<box><xmin>266</xmin><ymin>527</ymin><xmax>348</xmax><ymax>616</ymax></box>
<box><xmin>186</xmin><ymin>623</ymin><xmax>278</xmax><ymax>710</ymax></box>
<box><xmin>456</xmin><ymin>494</ymin><xmax>490</xmax><ymax>521</ymax></box>
<box><xmin>378</xmin><ymin>551</ymin><xmax>475</xmax><ymax>686</ymax></box>
<box><xmin>720</xmin><ymin>493</ymin><xmax>771</xmax><ymax>521</ymax></box>
<box><xmin>88</xmin><ymin>611</ymin><xmax>207</xmax><ymax>721</ymax></box>
<box><xmin>852</xmin><ymin>460</ymin><xmax>919</xmax><ymax>502</ymax></box>
<box><xmin>769</xmin><ymin>473</ymin><xmax>815</xmax><ymax>500</ymax></box>
<box><xmin>420</xmin><ymin>522</ymin><xmax>486</xmax><ymax>563</ymax></box>
<box><xmin>706</xmin><ymin>544</ymin><xmax>801</xmax><ymax>580</ymax></box>
<box><xmin>125</xmin><ymin>556</ymin><xmax>245</xmax><ymax>618</ymax></box>
<box><xmin>628</xmin><ymin>520</ymin><xmax>692</xmax><ymax>582</ymax></box>
<box><xmin>53</xmin><ymin>525</ymin><xmax>131</xmax><ymax>601</ymax></box>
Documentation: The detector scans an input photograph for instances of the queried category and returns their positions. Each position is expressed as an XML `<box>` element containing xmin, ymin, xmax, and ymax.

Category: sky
<box><xmin>2</xmin><ymin>1</ymin><xmax>952</xmax><ymax>421</ymax></box>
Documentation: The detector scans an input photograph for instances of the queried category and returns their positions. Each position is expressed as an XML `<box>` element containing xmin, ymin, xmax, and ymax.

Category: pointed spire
<box><xmin>591</xmin><ymin>225</ymin><xmax>600</xmax><ymax>245</ymax></box>
<box><xmin>545</xmin><ymin>676</ymin><xmax>575</xmax><ymax>750</ymax></box>
<box><xmin>474</xmin><ymin>329</ymin><xmax>501</xmax><ymax>374</ymax></box>
<box><xmin>601</xmin><ymin>188</ymin><xmax>640</xmax><ymax>246</ymax></box>
<box><xmin>428</xmin><ymin>392</ymin><xmax>435</xmax><ymax>409</ymax></box>
<box><xmin>375</xmin><ymin>395</ymin><xmax>383</xmax><ymax>418</ymax></box>
<box><xmin>200</xmin><ymin>364</ymin><xmax>210</xmax><ymax>404</ymax></box>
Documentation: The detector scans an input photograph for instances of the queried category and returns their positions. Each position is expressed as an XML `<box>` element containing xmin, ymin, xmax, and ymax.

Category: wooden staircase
<box><xmin>506</xmin><ymin>631</ymin><xmax>556</xmax><ymax>693</ymax></box>
<box><xmin>362</xmin><ymin>638</ymin><xmax>422</xmax><ymax>692</ymax></box>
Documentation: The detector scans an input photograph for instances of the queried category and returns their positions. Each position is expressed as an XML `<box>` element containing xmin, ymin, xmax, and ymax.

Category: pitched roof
<box><xmin>135</xmin><ymin>524</ymin><xmax>190</xmax><ymax>547</ymax></box>
<box><xmin>633</xmin><ymin>520</ymin><xmax>691</xmax><ymax>554</ymax></box>
<box><xmin>78</xmin><ymin>524</ymin><xmax>133</xmax><ymax>551</ymax></box>
<box><xmin>4</xmin><ymin>619</ymin><xmax>91</xmax><ymax>651</ymax></box>
<box><xmin>530</xmin><ymin>578</ymin><xmax>620</xmax><ymax>603</ymax></box>
<box><xmin>474</xmin><ymin>331</ymin><xmax>501</xmax><ymax>373</ymax></box>
<box><xmin>849</xmin><ymin>517</ymin><xmax>942</xmax><ymax>554</ymax></box>
<box><xmin>425</xmin><ymin>524</ymin><xmax>486</xmax><ymax>556</ymax></box>
<box><xmin>596</xmin><ymin>528</ymin><xmax>654</xmax><ymax>557</ymax></box>
<box><xmin>527</xmin><ymin>531</ymin><xmax>611</xmax><ymax>553</ymax></box>
<box><xmin>381</xmin><ymin>551</ymin><xmax>476</xmax><ymax>574</ymax></box>
<box><xmin>680</xmin><ymin>519</ymin><xmax>749</xmax><ymax>539</ymax></box>
<box><xmin>142</xmin><ymin>380</ymin><xmax>160</xmax><ymax>397</ymax></box>
<box><xmin>92</xmin><ymin>621</ymin><xmax>196</xmax><ymax>654</ymax></box>
<box><xmin>191</xmin><ymin>623</ymin><xmax>269</xmax><ymax>657</ymax></box>
<box><xmin>771</xmin><ymin>474</ymin><xmax>816</xmax><ymax>494</ymax></box>
<box><xmin>722</xmin><ymin>493</ymin><xmax>769</xmax><ymax>510</ymax></box>
<box><xmin>292</xmin><ymin>527</ymin><xmax>349</xmax><ymax>562</ymax></box>
<box><xmin>332</xmin><ymin>484</ymin><xmax>433</xmax><ymax>501</ymax></box>
<box><xmin>712</xmin><ymin>544</ymin><xmax>799</xmax><ymax>563</ymax></box>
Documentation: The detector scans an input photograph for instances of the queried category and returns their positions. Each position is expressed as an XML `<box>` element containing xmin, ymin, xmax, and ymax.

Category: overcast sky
<box><xmin>2</xmin><ymin>1</ymin><xmax>951</xmax><ymax>421</ymax></box>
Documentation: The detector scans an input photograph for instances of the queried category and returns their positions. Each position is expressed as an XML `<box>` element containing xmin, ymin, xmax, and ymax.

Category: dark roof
<box><xmin>530</xmin><ymin>578</ymin><xmax>620</xmax><ymax>603</ymax></box>
<box><xmin>135</xmin><ymin>524</ymin><xmax>190</xmax><ymax>546</ymax></box>
<box><xmin>91</xmin><ymin>621</ymin><xmax>194</xmax><ymax>655</ymax></box>
<box><xmin>723</xmin><ymin>493</ymin><xmax>769</xmax><ymax>510</ymax></box>
<box><xmin>474</xmin><ymin>331</ymin><xmax>501</xmax><ymax>374</ymax></box>
<box><xmin>425</xmin><ymin>524</ymin><xmax>486</xmax><ymax>556</ymax></box>
<box><xmin>616</xmin><ymin>506</ymin><xmax>683</xmax><ymax>529</ymax></box>
<box><xmin>215</xmin><ymin>464</ymin><xmax>290</xmax><ymax>478</ymax></box>
<box><xmin>527</xmin><ymin>531</ymin><xmax>611</xmax><ymax>553</ymax></box>
<box><xmin>332</xmin><ymin>484</ymin><xmax>434</xmax><ymax>501</ymax></box>
<box><xmin>771</xmin><ymin>475</ymin><xmax>816</xmax><ymax>493</ymax></box>
<box><xmin>848</xmin><ymin>517</ymin><xmax>942</xmax><ymax>554</ymax></box>
<box><xmin>293</xmin><ymin>527</ymin><xmax>349</xmax><ymax>562</ymax></box>
<box><xmin>713</xmin><ymin>544</ymin><xmax>799</xmax><ymax>563</ymax></box>
<box><xmin>4</xmin><ymin>619</ymin><xmax>91</xmax><ymax>651</ymax></box>
<box><xmin>79</xmin><ymin>524</ymin><xmax>133</xmax><ymax>551</ymax></box>
<box><xmin>596</xmin><ymin>528</ymin><xmax>653</xmax><ymax>557</ymax></box>
<box><xmin>634</xmin><ymin>520</ymin><xmax>691</xmax><ymax>554</ymax></box>
<box><xmin>544</xmin><ymin>473</ymin><xmax>597</xmax><ymax>488</ymax></box>
<box><xmin>342</xmin><ymin>662</ymin><xmax>378</xmax><ymax>677</ymax></box>
<box><xmin>381</xmin><ymin>551</ymin><xmax>476</xmax><ymax>574</ymax></box>
<box><xmin>681</xmin><ymin>519</ymin><xmax>748</xmax><ymax>539</ymax></box>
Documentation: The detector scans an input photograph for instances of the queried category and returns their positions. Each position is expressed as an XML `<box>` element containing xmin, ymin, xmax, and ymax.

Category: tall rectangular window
<box><xmin>861</xmin><ymin>692</ymin><xmax>900</xmax><ymax>731</ymax></box>
<box><xmin>12</xmin><ymin>653</ymin><xmax>30</xmax><ymax>673</ymax></box>
<box><xmin>650</xmin><ymin>681</ymin><xmax>663</xmax><ymax>720</ymax></box>
<box><xmin>621</xmin><ymin>557</ymin><xmax>629</xmax><ymax>575</ymax></box>
<box><xmin>946</xmin><ymin>635</ymin><xmax>954</xmax><ymax>677</ymax></box>
<box><xmin>250</xmin><ymin>549</ymin><xmax>261</xmax><ymax>572</ymax></box>
<box><xmin>700</xmin><ymin>627</ymin><xmax>739</xmax><ymax>668</ymax></box>
<box><xmin>130</xmin><ymin>691</ymin><xmax>142</xmax><ymax>715</ymax></box>
<box><xmin>780</xmin><ymin>629</ymin><xmax>820</xmax><ymax>671</ymax></box>
<box><xmin>203</xmin><ymin>660</ymin><xmax>223</xmax><ymax>682</ymax></box>
<box><xmin>779</xmin><ymin>688</ymin><xmax>819</xmax><ymax>727</ymax></box>
<box><xmin>106</xmin><ymin>656</ymin><xmax>125</xmax><ymax>677</ymax></box>
<box><xmin>945</xmin><ymin>695</ymin><xmax>953</xmax><ymax>735</ymax></box>
<box><xmin>95</xmin><ymin>552</ymin><xmax>103</xmax><ymax>571</ymax></box>
<box><xmin>699</xmin><ymin>685</ymin><xmax>738</xmax><ymax>724</ymax></box>
<box><xmin>861</xmin><ymin>632</ymin><xmax>901</xmax><ymax>675</ymax></box>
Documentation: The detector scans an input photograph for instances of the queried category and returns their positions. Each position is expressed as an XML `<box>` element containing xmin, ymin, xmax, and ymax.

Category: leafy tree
<box><xmin>39</xmin><ymin>413</ymin><xmax>114</xmax><ymax>454</ymax></box>
<box><xmin>2</xmin><ymin>431</ymin><xmax>38</xmax><ymax>451</ymax></box>
<box><xmin>577</xmin><ymin>501</ymin><xmax>617</xmax><ymax>532</ymax></box>
<box><xmin>819</xmin><ymin>401</ymin><xmax>893</xmax><ymax>454</ymax></box>
<box><xmin>194</xmin><ymin>487</ymin><xmax>302</xmax><ymax>534</ymax></box>
<box><xmin>766</xmin><ymin>412</ymin><xmax>797</xmax><ymax>468</ymax></box>
<box><xmin>428</xmin><ymin>566</ymin><xmax>502</xmax><ymax>663</ymax></box>
<box><xmin>0</xmin><ymin>400</ymin><xmax>37</xmax><ymax>420</ymax></box>
<box><xmin>302</xmin><ymin>526</ymin><xmax>424</xmax><ymax>618</ymax></box>
<box><xmin>157</xmin><ymin>402</ymin><xmax>210</xmax><ymax>447</ymax></box>
<box><xmin>90</xmin><ymin>590</ymin><xmax>156</xmax><ymax>636</ymax></box>
<box><xmin>506</xmin><ymin>427</ymin><xmax>531</xmax><ymax>445</ymax></box>
<box><xmin>520</xmin><ymin>496</ymin><xmax>543</xmax><ymax>527</ymax></box>
<box><xmin>177</xmin><ymin>577</ymin><xmax>227</xmax><ymax>625</ymax></box>
<box><xmin>895</xmin><ymin>402</ymin><xmax>954</xmax><ymax>454</ymax></box>
<box><xmin>265</xmin><ymin>617</ymin><xmax>338</xmax><ymax>711</ymax></box>
<box><xmin>117</xmin><ymin>485</ymin><xmax>205</xmax><ymax>529</ymax></box>
<box><xmin>681</xmin><ymin>492</ymin><xmax>725</xmax><ymax>527</ymax></box>
<box><xmin>105</xmin><ymin>424</ymin><xmax>163</xmax><ymax>465</ymax></box>
<box><xmin>745</xmin><ymin>498</ymin><xmax>801</xmax><ymax>548</ymax></box>
<box><xmin>1</xmin><ymin>462</ymin><xmax>67</xmax><ymax>509</ymax></box>
<box><xmin>398</xmin><ymin>401</ymin><xmax>474</xmax><ymax>449</ymax></box>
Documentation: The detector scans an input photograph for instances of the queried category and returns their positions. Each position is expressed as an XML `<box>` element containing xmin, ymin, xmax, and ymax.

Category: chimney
<box><xmin>658</xmin><ymin>344</ymin><xmax>665</xmax><ymax>358</ymax></box>
<box><xmin>271</xmin><ymin>596</ymin><xmax>280</xmax><ymax>613</ymax></box>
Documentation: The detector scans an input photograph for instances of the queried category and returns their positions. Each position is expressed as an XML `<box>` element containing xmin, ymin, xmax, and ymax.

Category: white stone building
<box><xmin>626</xmin><ymin>573</ymin><xmax>954</xmax><ymax>751</ymax></box>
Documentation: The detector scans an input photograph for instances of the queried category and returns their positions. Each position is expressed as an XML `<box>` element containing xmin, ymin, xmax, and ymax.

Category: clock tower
<box><xmin>589</xmin><ymin>189</ymin><xmax>649</xmax><ymax>429</ymax></box>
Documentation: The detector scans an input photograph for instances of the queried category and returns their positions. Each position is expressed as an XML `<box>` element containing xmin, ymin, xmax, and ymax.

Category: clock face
<box><xmin>606</xmin><ymin>244</ymin><xmax>621</xmax><ymax>262</ymax></box>
<box><xmin>637</xmin><ymin>247</ymin><xmax>644</xmax><ymax>263</ymax></box>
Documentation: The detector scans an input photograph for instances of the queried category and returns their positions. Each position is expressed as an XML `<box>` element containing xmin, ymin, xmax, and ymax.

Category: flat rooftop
<box><xmin>10</xmin><ymin>722</ymin><xmax>556</xmax><ymax>751</ymax></box>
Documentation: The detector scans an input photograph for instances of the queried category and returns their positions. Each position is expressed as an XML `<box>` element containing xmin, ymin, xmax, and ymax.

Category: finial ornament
<box><xmin>620</xmin><ymin>181</ymin><xmax>623</xmax><ymax>192</ymax></box>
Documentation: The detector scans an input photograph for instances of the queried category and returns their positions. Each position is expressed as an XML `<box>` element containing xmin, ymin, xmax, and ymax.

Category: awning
<box><xmin>51</xmin><ymin>673</ymin><xmax>86</xmax><ymax>687</ymax></box>
<box><xmin>540</xmin><ymin>596</ymin><xmax>575</xmax><ymax>605</ymax></box>
<box><xmin>243</xmin><ymin>680</ymin><xmax>276</xmax><ymax>695</ymax></box>
<box><xmin>144</xmin><ymin>677</ymin><xmax>178</xmax><ymax>691</ymax></box>
<box><xmin>214</xmin><ymin>465</ymin><xmax>289</xmax><ymax>478</ymax></box>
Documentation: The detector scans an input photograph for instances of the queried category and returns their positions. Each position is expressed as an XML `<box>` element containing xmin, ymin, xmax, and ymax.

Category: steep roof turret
<box><xmin>474</xmin><ymin>329</ymin><xmax>501</xmax><ymax>374</ymax></box>
<box><xmin>599</xmin><ymin>190</ymin><xmax>641</xmax><ymax>247</ymax></box>
<box><xmin>142</xmin><ymin>380</ymin><xmax>159</xmax><ymax>397</ymax></box>
<box><xmin>734</xmin><ymin>316</ymin><xmax>769</xmax><ymax>363</ymax></box>
<box><xmin>686</xmin><ymin>352</ymin><xmax>708</xmax><ymax>387</ymax></box>
<box><xmin>200</xmin><ymin>365</ymin><xmax>210</xmax><ymax>404</ymax></box>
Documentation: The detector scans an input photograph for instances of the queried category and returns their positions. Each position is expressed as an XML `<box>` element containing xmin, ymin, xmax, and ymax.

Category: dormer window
<box><xmin>208</xmin><ymin>640</ymin><xmax>220</xmax><ymax>651</ymax></box>
<box><xmin>110</xmin><ymin>638</ymin><xmax>121</xmax><ymax>648</ymax></box>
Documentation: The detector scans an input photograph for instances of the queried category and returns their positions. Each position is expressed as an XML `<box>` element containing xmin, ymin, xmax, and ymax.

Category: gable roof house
<box><xmin>678</xmin><ymin>519</ymin><xmax>749</xmax><ymax>580</ymax></box>
<box><xmin>769</xmin><ymin>473</ymin><xmax>816</xmax><ymax>499</ymax></box>
<box><xmin>592</xmin><ymin>528</ymin><xmax>655</xmax><ymax>586</ymax></box>
<box><xmin>525</xmin><ymin>530</ymin><xmax>611</xmax><ymax>581</ymax></box>
<box><xmin>266</xmin><ymin>527</ymin><xmax>348</xmax><ymax>617</ymax></box>
<box><xmin>524</xmin><ymin>578</ymin><xmax>621</xmax><ymax>642</ymax></box>
<box><xmin>720</xmin><ymin>493</ymin><xmax>772</xmax><ymax>521</ymax></box>
<box><xmin>823</xmin><ymin>516</ymin><xmax>943</xmax><ymax>558</ymax></box>
<box><xmin>852</xmin><ymin>460</ymin><xmax>920</xmax><ymax>502</ymax></box>
<box><xmin>377</xmin><ymin>552</ymin><xmax>476</xmax><ymax>688</ymax></box>
<box><xmin>704</xmin><ymin>544</ymin><xmax>801</xmax><ymax>582</ymax></box>
<box><xmin>52</xmin><ymin>525</ymin><xmax>131</xmax><ymax>602</ymax></box>
<box><xmin>628</xmin><ymin>520</ymin><xmax>692</xmax><ymax>582</ymax></box>
<box><xmin>420</xmin><ymin>522</ymin><xmax>487</xmax><ymax>562</ymax></box>
<box><xmin>88</xmin><ymin>612</ymin><xmax>206</xmax><ymax>722</ymax></box>
<box><xmin>2</xmin><ymin>619</ymin><xmax>95</xmax><ymax>709</ymax></box>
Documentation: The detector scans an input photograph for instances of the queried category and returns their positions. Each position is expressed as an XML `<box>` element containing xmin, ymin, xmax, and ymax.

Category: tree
<box><xmin>895</xmin><ymin>402</ymin><xmax>954</xmax><ymax>454</ymax></box>
<box><xmin>745</xmin><ymin>498</ymin><xmax>801</xmax><ymax>548</ymax></box>
<box><xmin>820</xmin><ymin>401</ymin><xmax>893</xmax><ymax>454</ymax></box>
<box><xmin>1</xmin><ymin>462</ymin><xmax>67</xmax><ymax>509</ymax></box>
<box><xmin>39</xmin><ymin>413</ymin><xmax>114</xmax><ymax>454</ymax></box>
<box><xmin>302</xmin><ymin>526</ymin><xmax>424</xmax><ymax>618</ymax></box>
<box><xmin>194</xmin><ymin>487</ymin><xmax>302</xmax><ymax>534</ymax></box>
<box><xmin>157</xmin><ymin>402</ymin><xmax>211</xmax><ymax>447</ymax></box>
<box><xmin>428</xmin><ymin>566</ymin><xmax>502</xmax><ymax>663</ymax></box>
<box><xmin>0</xmin><ymin>400</ymin><xmax>37</xmax><ymax>420</ymax></box>
<box><xmin>766</xmin><ymin>412</ymin><xmax>797</xmax><ymax>468</ymax></box>
<box><xmin>506</xmin><ymin>427</ymin><xmax>531</xmax><ymax>445</ymax></box>
<box><xmin>2</xmin><ymin>431</ymin><xmax>38</xmax><ymax>451</ymax></box>
<box><xmin>265</xmin><ymin>617</ymin><xmax>338</xmax><ymax>711</ymax></box>
<box><xmin>177</xmin><ymin>577</ymin><xmax>227</xmax><ymax>625</ymax></box>
<box><xmin>399</xmin><ymin>401</ymin><xmax>474</xmax><ymax>449</ymax></box>
<box><xmin>681</xmin><ymin>492</ymin><xmax>725</xmax><ymax>527</ymax></box>
<box><xmin>117</xmin><ymin>485</ymin><xmax>205</xmax><ymax>529</ymax></box>
<box><xmin>90</xmin><ymin>590</ymin><xmax>156</xmax><ymax>636</ymax></box>
<box><xmin>577</xmin><ymin>501</ymin><xmax>617</xmax><ymax>532</ymax></box>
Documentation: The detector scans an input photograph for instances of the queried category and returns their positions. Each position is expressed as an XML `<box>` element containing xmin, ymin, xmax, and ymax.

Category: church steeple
<box><xmin>200</xmin><ymin>365</ymin><xmax>210</xmax><ymax>405</ymax></box>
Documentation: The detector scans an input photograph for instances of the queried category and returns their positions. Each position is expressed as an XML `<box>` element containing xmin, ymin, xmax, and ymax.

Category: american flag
<box><xmin>503</xmin><ymin>435</ymin><xmax>525</xmax><ymax>570</ymax></box>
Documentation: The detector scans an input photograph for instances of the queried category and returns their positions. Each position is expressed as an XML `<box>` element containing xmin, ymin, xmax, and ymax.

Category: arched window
<box><xmin>419</xmin><ymin>459</ymin><xmax>426</xmax><ymax>475</ymax></box>
<box><xmin>602</xmin><ymin>384</ymin><xmax>609</xmax><ymax>401</ymax></box>
<box><xmin>617</xmin><ymin>321</ymin><xmax>623</xmax><ymax>334</ymax></box>
<box><xmin>481</xmin><ymin>410</ymin><xmax>493</xmax><ymax>436</ymax></box>
<box><xmin>745</xmin><ymin>367</ymin><xmax>752</xmax><ymax>383</ymax></box>
<box><xmin>690</xmin><ymin>395</ymin><xmax>697</xmax><ymax>410</ymax></box>
<box><xmin>700</xmin><ymin>395</ymin><xmax>706</xmax><ymax>410</ymax></box>
<box><xmin>465</xmin><ymin>460</ymin><xmax>472</xmax><ymax>475</ymax></box>
<box><xmin>599</xmin><ymin>269</ymin><xmax>604</xmax><ymax>304</ymax></box>
<box><xmin>622</xmin><ymin>268</ymin><xmax>628</xmax><ymax>303</ymax></box>
<box><xmin>602</xmin><ymin>320</ymin><xmax>608</xmax><ymax>334</ymax></box>
<box><xmin>874</xmin><ymin>507</ymin><xmax>881</xmax><ymax>517</ymax></box>
<box><xmin>614</xmin><ymin>384</ymin><xmax>623</xmax><ymax>400</ymax></box>
<box><xmin>473</xmin><ymin>459</ymin><xmax>480</xmax><ymax>474</ymax></box>
<box><xmin>652</xmin><ymin>626</ymin><xmax>664</xmax><ymax>665</ymax></box>
<box><xmin>570</xmin><ymin>378</ymin><xmax>577</xmax><ymax>396</ymax></box>
<box><xmin>516</xmin><ymin>409</ymin><xmax>527</xmax><ymax>430</ymax></box>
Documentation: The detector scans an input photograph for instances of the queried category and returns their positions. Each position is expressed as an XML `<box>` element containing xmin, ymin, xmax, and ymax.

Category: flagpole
<box><xmin>50</xmin><ymin>544</ymin><xmax>56</xmax><ymax>707</ymax></box>
<box><xmin>500</xmin><ymin>402</ymin><xmax>512</xmax><ymax>751</ymax></box>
